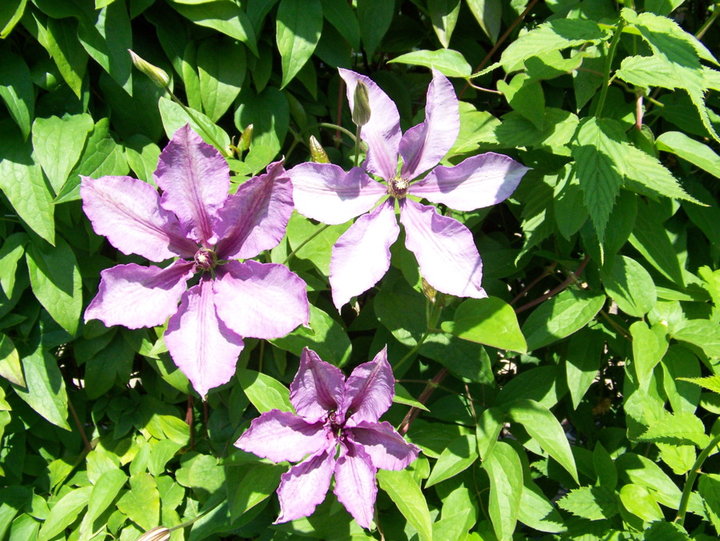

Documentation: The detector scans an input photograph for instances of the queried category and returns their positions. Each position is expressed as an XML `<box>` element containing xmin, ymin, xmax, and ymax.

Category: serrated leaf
<box><xmin>276</xmin><ymin>0</ymin><xmax>322</xmax><ymax>88</ymax></box>
<box><xmin>671</xmin><ymin>319</ymin><xmax>720</xmax><ymax>358</ymax></box>
<box><xmin>377</xmin><ymin>469</ymin><xmax>433</xmax><ymax>541</ymax></box>
<box><xmin>558</xmin><ymin>486</ymin><xmax>618</xmax><ymax>520</ymax></box>
<box><xmin>677</xmin><ymin>375</ymin><xmax>720</xmax><ymax>395</ymax></box>
<box><xmin>638</xmin><ymin>411</ymin><xmax>710</xmax><ymax>448</ymax></box>
<box><xmin>483</xmin><ymin>441</ymin><xmax>523</xmax><ymax>541</ymax></box>
<box><xmin>656</xmin><ymin>131</ymin><xmax>720</xmax><ymax>178</ymax></box>
<box><xmin>425</xmin><ymin>434</ymin><xmax>478</xmax><ymax>487</ymax></box>
<box><xmin>389</xmin><ymin>49</ymin><xmax>471</xmax><ymax>78</ymax></box>
<box><xmin>601</xmin><ymin>255</ymin><xmax>657</xmax><ymax>317</ymax></box>
<box><xmin>442</xmin><ymin>297</ymin><xmax>526</xmax><ymax>352</ymax></box>
<box><xmin>236</xmin><ymin>369</ymin><xmax>292</xmax><ymax>413</ymax></box>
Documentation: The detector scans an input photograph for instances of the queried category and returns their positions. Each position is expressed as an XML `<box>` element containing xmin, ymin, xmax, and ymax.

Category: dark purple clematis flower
<box><xmin>288</xmin><ymin>69</ymin><xmax>529</xmax><ymax>308</ymax></box>
<box><xmin>235</xmin><ymin>347</ymin><xmax>419</xmax><ymax>528</ymax></box>
<box><xmin>81</xmin><ymin>125</ymin><xmax>309</xmax><ymax>398</ymax></box>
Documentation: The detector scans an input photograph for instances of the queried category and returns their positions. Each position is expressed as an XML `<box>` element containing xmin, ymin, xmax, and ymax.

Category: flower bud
<box><xmin>308</xmin><ymin>135</ymin><xmax>330</xmax><ymax>163</ymax></box>
<box><xmin>239</xmin><ymin>124</ymin><xmax>253</xmax><ymax>152</ymax></box>
<box><xmin>421</xmin><ymin>278</ymin><xmax>437</xmax><ymax>304</ymax></box>
<box><xmin>352</xmin><ymin>82</ymin><xmax>371</xmax><ymax>127</ymax></box>
<box><xmin>128</xmin><ymin>50</ymin><xmax>170</xmax><ymax>89</ymax></box>
<box><xmin>137</xmin><ymin>527</ymin><xmax>171</xmax><ymax>541</ymax></box>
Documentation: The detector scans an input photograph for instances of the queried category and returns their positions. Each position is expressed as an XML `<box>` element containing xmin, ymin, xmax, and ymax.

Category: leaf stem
<box><xmin>318</xmin><ymin>122</ymin><xmax>358</xmax><ymax>144</ymax></box>
<box><xmin>675</xmin><ymin>432</ymin><xmax>720</xmax><ymax>526</ymax></box>
<box><xmin>595</xmin><ymin>20</ymin><xmax>625</xmax><ymax>118</ymax></box>
<box><xmin>68</xmin><ymin>396</ymin><xmax>91</xmax><ymax>452</ymax></box>
<box><xmin>282</xmin><ymin>224</ymin><xmax>332</xmax><ymax>264</ymax></box>
<box><xmin>515</xmin><ymin>255</ymin><xmax>590</xmax><ymax>314</ymax></box>
<box><xmin>354</xmin><ymin>124</ymin><xmax>362</xmax><ymax>167</ymax></box>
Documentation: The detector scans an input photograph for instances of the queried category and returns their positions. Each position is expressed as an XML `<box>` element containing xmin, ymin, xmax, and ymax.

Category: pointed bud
<box><xmin>308</xmin><ymin>135</ymin><xmax>330</xmax><ymax>163</ymax></box>
<box><xmin>239</xmin><ymin>124</ymin><xmax>253</xmax><ymax>152</ymax></box>
<box><xmin>137</xmin><ymin>527</ymin><xmax>171</xmax><ymax>541</ymax></box>
<box><xmin>352</xmin><ymin>82</ymin><xmax>371</xmax><ymax>127</ymax></box>
<box><xmin>128</xmin><ymin>50</ymin><xmax>170</xmax><ymax>89</ymax></box>
<box><xmin>421</xmin><ymin>278</ymin><xmax>437</xmax><ymax>304</ymax></box>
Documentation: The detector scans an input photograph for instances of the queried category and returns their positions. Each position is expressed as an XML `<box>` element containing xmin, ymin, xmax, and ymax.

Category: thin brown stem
<box><xmin>510</xmin><ymin>263</ymin><xmax>557</xmax><ymax>305</ymax></box>
<box><xmin>68</xmin><ymin>397</ymin><xmax>91</xmax><ymax>452</ymax></box>
<box><xmin>186</xmin><ymin>395</ymin><xmax>195</xmax><ymax>449</ymax></box>
<box><xmin>398</xmin><ymin>368</ymin><xmax>448</xmax><ymax>435</ymax></box>
<box><xmin>515</xmin><ymin>255</ymin><xmax>590</xmax><ymax>314</ymax></box>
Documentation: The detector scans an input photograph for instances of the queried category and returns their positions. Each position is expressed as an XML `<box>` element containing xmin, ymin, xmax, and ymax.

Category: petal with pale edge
<box><xmin>333</xmin><ymin>442</ymin><xmax>377</xmax><ymax>529</ymax></box>
<box><xmin>81</xmin><ymin>176</ymin><xmax>194</xmax><ymax>261</ymax></box>
<box><xmin>399</xmin><ymin>70</ymin><xmax>460</xmax><ymax>180</ymax></box>
<box><xmin>213</xmin><ymin>261</ymin><xmax>309</xmax><ymax>339</ymax></box>
<box><xmin>329</xmin><ymin>199</ymin><xmax>399</xmax><ymax>309</ymax></box>
<box><xmin>339</xmin><ymin>69</ymin><xmax>401</xmax><ymax>180</ymax></box>
<box><xmin>408</xmin><ymin>152</ymin><xmax>528</xmax><ymax>211</ymax></box>
<box><xmin>215</xmin><ymin>161</ymin><xmax>294</xmax><ymax>260</ymax></box>
<box><xmin>276</xmin><ymin>449</ymin><xmax>335</xmax><ymax>524</ymax></box>
<box><xmin>348</xmin><ymin>421</ymin><xmax>420</xmax><ymax>471</ymax></box>
<box><xmin>343</xmin><ymin>347</ymin><xmax>394</xmax><ymax>425</ymax></box>
<box><xmin>154</xmin><ymin>125</ymin><xmax>229</xmax><ymax>245</ymax></box>
<box><xmin>235</xmin><ymin>410</ymin><xmax>329</xmax><ymax>463</ymax></box>
<box><xmin>400</xmin><ymin>199</ymin><xmax>487</xmax><ymax>299</ymax></box>
<box><xmin>288</xmin><ymin>163</ymin><xmax>385</xmax><ymax>225</ymax></box>
<box><xmin>84</xmin><ymin>260</ymin><xmax>193</xmax><ymax>329</ymax></box>
<box><xmin>165</xmin><ymin>279</ymin><xmax>244</xmax><ymax>398</ymax></box>
<box><xmin>290</xmin><ymin>348</ymin><xmax>345</xmax><ymax>423</ymax></box>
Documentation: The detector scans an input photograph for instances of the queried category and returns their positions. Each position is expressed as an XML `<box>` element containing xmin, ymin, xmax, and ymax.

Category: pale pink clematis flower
<box><xmin>235</xmin><ymin>347</ymin><xmax>419</xmax><ymax>528</ymax></box>
<box><xmin>288</xmin><ymin>69</ymin><xmax>529</xmax><ymax>308</ymax></box>
<box><xmin>81</xmin><ymin>125</ymin><xmax>309</xmax><ymax>398</ymax></box>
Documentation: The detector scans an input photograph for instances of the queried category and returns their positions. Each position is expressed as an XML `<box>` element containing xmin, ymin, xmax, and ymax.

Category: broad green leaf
<box><xmin>284</xmin><ymin>212</ymin><xmax>350</xmax><ymax>275</ymax></box>
<box><xmin>483</xmin><ymin>441</ymin><xmax>523</xmax><ymax>541</ymax></box>
<box><xmin>31</xmin><ymin>114</ymin><xmax>94</xmax><ymax>195</ymax></box>
<box><xmin>565</xmin><ymin>330</ymin><xmax>604</xmax><ymax>409</ymax></box>
<box><xmin>13</xmin><ymin>346</ymin><xmax>69</xmax><ymax>430</ymax></box>
<box><xmin>0</xmin><ymin>46</ymin><xmax>34</xmax><ymax>139</ymax></box>
<box><xmin>0</xmin><ymin>232</ymin><xmax>27</xmax><ymax>300</ymax></box>
<box><xmin>276</xmin><ymin>0</ymin><xmax>322</xmax><ymax>88</ymax></box>
<box><xmin>645</xmin><ymin>0</ymin><xmax>685</xmax><ymax>16</ymax></box>
<box><xmin>630</xmin><ymin>321</ymin><xmax>668</xmax><ymax>391</ymax></box>
<box><xmin>656</xmin><ymin>131</ymin><xmax>720</xmax><ymax>178</ymax></box>
<box><xmin>497</xmin><ymin>73</ymin><xmax>544</xmax><ymax>130</ymax></box>
<box><xmin>394</xmin><ymin>383</ymin><xmax>430</xmax><ymax>411</ymax></box>
<box><xmin>496</xmin><ymin>365</ymin><xmax>563</xmax><ymax>410</ymax></box>
<box><xmin>0</xmin><ymin>0</ymin><xmax>27</xmax><ymax>38</ymax></box>
<box><xmin>389</xmin><ymin>49</ymin><xmax>472</xmax><ymax>78</ymax></box>
<box><xmin>441</xmin><ymin>297</ymin><xmax>526</xmax><ymax>353</ymax></box>
<box><xmin>522</xmin><ymin>289</ymin><xmax>605</xmax><ymax>351</ymax></box>
<box><xmin>698</xmin><ymin>473</ymin><xmax>720</xmax><ymax>534</ymax></box>
<box><xmin>84</xmin><ymin>331</ymin><xmax>137</xmax><ymax>399</ymax></box>
<box><xmin>158</xmin><ymin>96</ymin><xmax>231</xmax><ymax>154</ymax></box>
<box><xmin>466</xmin><ymin>0</ymin><xmax>501</xmax><ymax>43</ymax></box>
<box><xmin>601</xmin><ymin>256</ymin><xmax>657</xmax><ymax>317</ymax></box>
<box><xmin>506</xmin><ymin>399</ymin><xmax>578</xmax><ymax>482</ymax></box>
<box><xmin>0</xmin><ymin>335</ymin><xmax>24</xmax><ymax>388</ymax></box>
<box><xmin>672</xmin><ymin>320</ymin><xmax>720</xmax><ymax>358</ymax></box>
<box><xmin>619</xmin><ymin>483</ymin><xmax>664</xmax><ymax>522</ymax></box>
<box><xmin>425</xmin><ymin>434</ymin><xmax>478</xmax><ymax>487</ymax></box>
<box><xmin>44</xmin><ymin>17</ymin><xmax>88</xmax><ymax>99</ymax></box>
<box><xmin>236</xmin><ymin>369</ymin><xmax>292</xmax><ymax>413</ymax></box>
<box><xmin>197</xmin><ymin>37</ymin><xmax>246</xmax><ymax>122</ymax></box>
<box><xmin>8</xmin><ymin>514</ymin><xmax>39</xmax><ymax>540</ymax></box>
<box><xmin>557</xmin><ymin>486</ymin><xmax>618</xmax><ymax>520</ymax></box>
<box><xmin>638</xmin><ymin>411</ymin><xmax>710</xmax><ymax>448</ymax></box>
<box><xmin>0</xmin><ymin>121</ymin><xmax>55</xmax><ymax>244</ymax></box>
<box><xmin>629</xmin><ymin>201</ymin><xmax>685</xmax><ymax>286</ymax></box>
<box><xmin>176</xmin><ymin>454</ymin><xmax>226</xmax><ymax>494</ymax></box>
<box><xmin>616</xmin><ymin>453</ymin><xmax>682</xmax><ymax>508</ymax></box>
<box><xmin>226</xmin><ymin>461</ymin><xmax>283</xmax><ymax>521</ymax></box>
<box><xmin>518</xmin><ymin>480</ymin><xmax>566</xmax><ymax>533</ymax></box>
<box><xmin>26</xmin><ymin>237</ymin><xmax>82</xmax><ymax>335</ymax></box>
<box><xmin>80</xmin><ymin>468</ymin><xmax>127</xmax><ymax>537</ymax></box>
<box><xmin>377</xmin><ymin>469</ymin><xmax>433</xmax><ymax>541</ymax></box>
<box><xmin>116</xmin><ymin>473</ymin><xmax>160</xmax><ymax>530</ymax></box>
<box><xmin>448</xmin><ymin>102</ymin><xmax>500</xmax><ymax>155</ymax></box>
<box><xmin>593</xmin><ymin>442</ymin><xmax>617</xmax><ymax>490</ymax></box>
<box><xmin>357</xmin><ymin>0</ymin><xmax>394</xmax><ymax>58</ymax></box>
<box><xmin>38</xmin><ymin>486</ymin><xmax>92</xmax><ymax>541</ymax></box>
<box><xmin>428</xmin><ymin>0</ymin><xmax>460</xmax><ymax>48</ymax></box>
<box><xmin>170</xmin><ymin>0</ymin><xmax>257</xmax><ymax>55</ymax></box>
<box><xmin>124</xmin><ymin>135</ymin><xmax>161</xmax><ymax>183</ymax></box>
<box><xmin>321</xmin><ymin>0</ymin><xmax>360</xmax><ymax>49</ymax></box>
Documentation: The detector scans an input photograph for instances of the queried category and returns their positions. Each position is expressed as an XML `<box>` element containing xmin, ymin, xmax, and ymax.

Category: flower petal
<box><xmin>154</xmin><ymin>125</ymin><xmax>230</xmax><ymax>245</ymax></box>
<box><xmin>84</xmin><ymin>260</ymin><xmax>193</xmax><ymax>329</ymax></box>
<box><xmin>348</xmin><ymin>421</ymin><xmax>420</xmax><ymax>471</ymax></box>
<box><xmin>289</xmin><ymin>348</ymin><xmax>345</xmax><ymax>422</ymax></box>
<box><xmin>399</xmin><ymin>70</ymin><xmax>459</xmax><ymax>180</ymax></box>
<box><xmin>408</xmin><ymin>152</ymin><xmax>528</xmax><ymax>211</ymax></box>
<box><xmin>276</xmin><ymin>449</ymin><xmax>335</xmax><ymax>524</ymax></box>
<box><xmin>287</xmin><ymin>162</ymin><xmax>386</xmax><ymax>225</ymax></box>
<box><xmin>81</xmin><ymin>176</ymin><xmax>194</xmax><ymax>261</ymax></box>
<box><xmin>214</xmin><ymin>160</ymin><xmax>294</xmax><ymax>259</ymax></box>
<box><xmin>164</xmin><ymin>279</ymin><xmax>244</xmax><ymax>398</ymax></box>
<box><xmin>212</xmin><ymin>261</ymin><xmax>309</xmax><ymax>339</ymax></box>
<box><xmin>339</xmin><ymin>68</ymin><xmax>401</xmax><ymax>180</ymax></box>
<box><xmin>399</xmin><ymin>199</ymin><xmax>487</xmax><ymax>299</ymax></box>
<box><xmin>333</xmin><ymin>442</ymin><xmax>377</xmax><ymax>529</ymax></box>
<box><xmin>343</xmin><ymin>346</ymin><xmax>394</xmax><ymax>425</ymax></box>
<box><xmin>329</xmin><ymin>199</ymin><xmax>399</xmax><ymax>309</ymax></box>
<box><xmin>235</xmin><ymin>409</ymin><xmax>329</xmax><ymax>463</ymax></box>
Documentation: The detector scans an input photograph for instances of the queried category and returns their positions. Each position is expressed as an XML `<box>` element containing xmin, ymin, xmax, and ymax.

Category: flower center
<box><xmin>193</xmin><ymin>247</ymin><xmax>217</xmax><ymax>272</ymax></box>
<box><xmin>387</xmin><ymin>176</ymin><xmax>409</xmax><ymax>199</ymax></box>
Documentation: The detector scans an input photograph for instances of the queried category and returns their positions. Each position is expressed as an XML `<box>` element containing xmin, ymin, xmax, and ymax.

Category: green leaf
<box><xmin>506</xmin><ymin>399</ymin><xmax>578</xmax><ymax>482</ymax></box>
<box><xmin>38</xmin><ymin>486</ymin><xmax>92</xmax><ymax>541</ymax></box>
<box><xmin>236</xmin><ymin>369</ymin><xmax>292</xmax><ymax>413</ymax></box>
<box><xmin>425</xmin><ymin>433</ymin><xmax>478</xmax><ymax>487</ymax></box>
<box><xmin>389</xmin><ymin>49</ymin><xmax>472</xmax><ymax>78</ymax></box>
<box><xmin>630</xmin><ymin>321</ymin><xmax>668</xmax><ymax>391</ymax></box>
<box><xmin>170</xmin><ymin>0</ymin><xmax>257</xmax><ymax>55</ymax></box>
<box><xmin>522</xmin><ymin>289</ymin><xmax>605</xmax><ymax>351</ymax></box>
<box><xmin>677</xmin><ymin>375</ymin><xmax>720</xmax><ymax>395</ymax></box>
<box><xmin>441</xmin><ymin>297</ymin><xmax>526</xmax><ymax>353</ymax></box>
<box><xmin>565</xmin><ymin>330</ymin><xmax>604</xmax><ymax>409</ymax></box>
<box><xmin>393</xmin><ymin>383</ymin><xmax>430</xmax><ymax>411</ymax></box>
<box><xmin>619</xmin><ymin>483</ymin><xmax>664</xmax><ymax>522</ymax></box>
<box><xmin>226</xmin><ymin>461</ymin><xmax>283</xmax><ymax>521</ymax></box>
<box><xmin>12</xmin><ymin>346</ymin><xmax>69</xmax><ymax>430</ymax></box>
<box><xmin>616</xmin><ymin>453</ymin><xmax>682</xmax><ymax>508</ymax></box>
<box><xmin>656</xmin><ymin>131</ymin><xmax>720</xmax><ymax>178</ymax></box>
<box><xmin>428</xmin><ymin>0</ymin><xmax>460</xmax><ymax>48</ymax></box>
<box><xmin>197</xmin><ymin>37</ymin><xmax>246</xmax><ymax>122</ymax></box>
<box><xmin>321</xmin><ymin>0</ymin><xmax>360</xmax><ymax>49</ymax></box>
<box><xmin>0</xmin><ymin>232</ymin><xmax>27</xmax><ymax>303</ymax></box>
<box><xmin>637</xmin><ymin>411</ymin><xmax>710</xmax><ymax>448</ymax></box>
<box><xmin>0</xmin><ymin>0</ymin><xmax>27</xmax><ymax>38</ymax></box>
<box><xmin>44</xmin><ymin>17</ymin><xmax>88</xmax><ymax>99</ymax></box>
<box><xmin>672</xmin><ymin>319</ymin><xmax>720</xmax><ymax>358</ymax></box>
<box><xmin>466</xmin><ymin>0</ymin><xmax>502</xmax><ymax>43</ymax></box>
<box><xmin>601</xmin><ymin>255</ymin><xmax>657</xmax><ymax>317</ymax></box>
<box><xmin>116</xmin><ymin>473</ymin><xmax>160</xmax><ymax>530</ymax></box>
<box><xmin>0</xmin><ymin>45</ymin><xmax>34</xmax><ymax>139</ymax></box>
<box><xmin>31</xmin><ymin>114</ymin><xmax>94</xmax><ymax>195</ymax></box>
<box><xmin>0</xmin><ymin>334</ymin><xmax>24</xmax><ymax>388</ymax></box>
<box><xmin>276</xmin><ymin>0</ymin><xmax>322</xmax><ymax>88</ymax></box>
<box><xmin>80</xmin><ymin>468</ymin><xmax>127</xmax><ymax>537</ymax></box>
<box><xmin>497</xmin><ymin>73</ymin><xmax>545</xmax><ymax>130</ymax></box>
<box><xmin>285</xmin><ymin>213</ymin><xmax>350</xmax><ymax>275</ymax></box>
<box><xmin>158</xmin><ymin>96</ymin><xmax>231</xmax><ymax>154</ymax></box>
<box><xmin>593</xmin><ymin>442</ymin><xmax>617</xmax><ymax>490</ymax></box>
<box><xmin>518</xmin><ymin>479</ymin><xmax>566</xmax><ymax>533</ymax></box>
<box><xmin>25</xmin><ymin>237</ymin><xmax>82</xmax><ymax>336</ymax></box>
<box><xmin>0</xmin><ymin>121</ymin><xmax>55</xmax><ymax>244</ymax></box>
<box><xmin>377</xmin><ymin>469</ymin><xmax>433</xmax><ymax>541</ymax></box>
<box><xmin>357</xmin><ymin>0</ymin><xmax>394</xmax><ymax>58</ymax></box>
<box><xmin>483</xmin><ymin>441</ymin><xmax>523</xmax><ymax>541</ymax></box>
<box><xmin>698</xmin><ymin>473</ymin><xmax>720</xmax><ymax>535</ymax></box>
<box><xmin>557</xmin><ymin>486</ymin><xmax>618</xmax><ymax>520</ymax></box>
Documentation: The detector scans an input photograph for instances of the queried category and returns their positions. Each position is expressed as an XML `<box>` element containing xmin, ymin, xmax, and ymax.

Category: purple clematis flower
<box><xmin>81</xmin><ymin>125</ymin><xmax>309</xmax><ymax>398</ymax></box>
<box><xmin>288</xmin><ymin>69</ymin><xmax>529</xmax><ymax>308</ymax></box>
<box><xmin>236</xmin><ymin>347</ymin><xmax>419</xmax><ymax>528</ymax></box>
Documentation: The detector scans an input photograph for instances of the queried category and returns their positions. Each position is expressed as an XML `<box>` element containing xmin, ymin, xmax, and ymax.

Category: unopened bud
<box><xmin>421</xmin><ymin>278</ymin><xmax>437</xmax><ymax>304</ymax></box>
<box><xmin>137</xmin><ymin>527</ymin><xmax>171</xmax><ymax>541</ymax></box>
<box><xmin>308</xmin><ymin>135</ymin><xmax>330</xmax><ymax>163</ymax></box>
<box><xmin>128</xmin><ymin>49</ymin><xmax>170</xmax><ymax>89</ymax></box>
<box><xmin>239</xmin><ymin>124</ymin><xmax>253</xmax><ymax>152</ymax></box>
<box><xmin>352</xmin><ymin>82</ymin><xmax>371</xmax><ymax>127</ymax></box>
